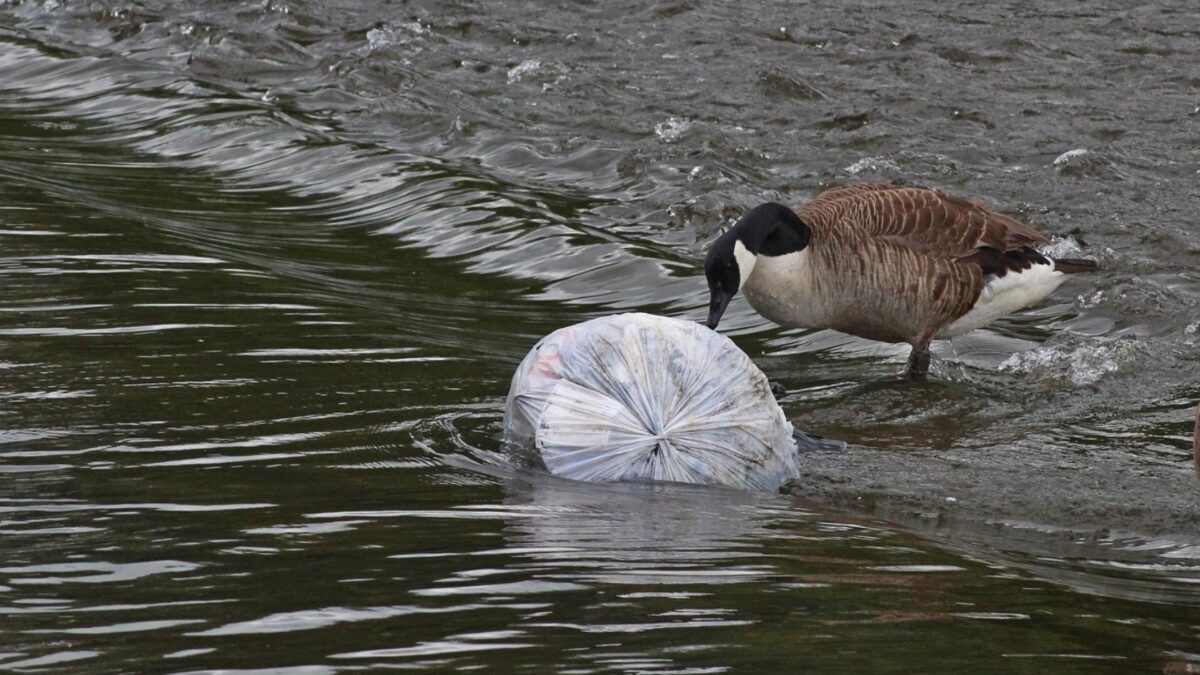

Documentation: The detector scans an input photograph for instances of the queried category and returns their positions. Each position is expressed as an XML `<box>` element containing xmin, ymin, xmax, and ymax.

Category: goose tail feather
<box><xmin>1052</xmin><ymin>257</ymin><xmax>1099</xmax><ymax>274</ymax></box>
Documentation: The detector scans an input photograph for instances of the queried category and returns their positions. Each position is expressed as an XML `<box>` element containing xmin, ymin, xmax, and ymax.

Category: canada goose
<box><xmin>704</xmin><ymin>183</ymin><xmax>1098</xmax><ymax>378</ymax></box>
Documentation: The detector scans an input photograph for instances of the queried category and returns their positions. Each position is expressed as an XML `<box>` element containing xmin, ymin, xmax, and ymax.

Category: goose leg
<box><xmin>905</xmin><ymin>340</ymin><xmax>931</xmax><ymax>380</ymax></box>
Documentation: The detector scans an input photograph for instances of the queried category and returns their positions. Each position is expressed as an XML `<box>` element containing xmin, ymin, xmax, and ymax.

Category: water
<box><xmin>2</xmin><ymin>0</ymin><xmax>1199</xmax><ymax>672</ymax></box>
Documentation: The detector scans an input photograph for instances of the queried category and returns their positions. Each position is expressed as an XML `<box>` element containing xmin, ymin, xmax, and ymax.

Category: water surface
<box><xmin>2</xmin><ymin>1</ymin><xmax>1199</xmax><ymax>672</ymax></box>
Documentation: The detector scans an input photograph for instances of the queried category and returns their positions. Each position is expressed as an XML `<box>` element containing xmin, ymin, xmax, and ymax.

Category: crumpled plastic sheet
<box><xmin>503</xmin><ymin>313</ymin><xmax>799</xmax><ymax>492</ymax></box>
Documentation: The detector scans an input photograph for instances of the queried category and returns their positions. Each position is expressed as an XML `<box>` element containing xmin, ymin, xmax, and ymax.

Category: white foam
<box><xmin>998</xmin><ymin>338</ymin><xmax>1141</xmax><ymax>385</ymax></box>
<box><xmin>844</xmin><ymin>156</ymin><xmax>900</xmax><ymax>175</ymax></box>
<box><xmin>1076</xmin><ymin>289</ymin><xmax>1105</xmax><ymax>309</ymax></box>
<box><xmin>1052</xmin><ymin>148</ymin><xmax>1089</xmax><ymax>165</ymax></box>
<box><xmin>1039</xmin><ymin>235</ymin><xmax>1087</xmax><ymax>259</ymax></box>
<box><xmin>654</xmin><ymin>117</ymin><xmax>691</xmax><ymax>143</ymax></box>
<box><xmin>367</xmin><ymin>22</ymin><xmax>429</xmax><ymax>51</ymax></box>
<box><xmin>506</xmin><ymin>59</ymin><xmax>542</xmax><ymax>84</ymax></box>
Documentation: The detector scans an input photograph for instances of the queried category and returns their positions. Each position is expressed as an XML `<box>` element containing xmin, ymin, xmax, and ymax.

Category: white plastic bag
<box><xmin>503</xmin><ymin>313</ymin><xmax>799</xmax><ymax>491</ymax></box>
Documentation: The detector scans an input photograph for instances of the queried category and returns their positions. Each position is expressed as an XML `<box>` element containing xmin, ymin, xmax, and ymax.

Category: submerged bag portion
<box><xmin>503</xmin><ymin>313</ymin><xmax>798</xmax><ymax>491</ymax></box>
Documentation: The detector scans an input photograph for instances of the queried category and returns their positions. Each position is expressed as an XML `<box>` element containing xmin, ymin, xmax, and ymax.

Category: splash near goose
<box><xmin>704</xmin><ymin>183</ymin><xmax>1098</xmax><ymax>378</ymax></box>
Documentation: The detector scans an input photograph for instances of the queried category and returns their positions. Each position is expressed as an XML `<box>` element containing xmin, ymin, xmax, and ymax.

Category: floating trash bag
<box><xmin>503</xmin><ymin>313</ymin><xmax>799</xmax><ymax>491</ymax></box>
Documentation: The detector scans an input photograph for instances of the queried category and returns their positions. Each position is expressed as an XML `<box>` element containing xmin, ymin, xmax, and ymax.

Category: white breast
<box><xmin>741</xmin><ymin>249</ymin><xmax>832</xmax><ymax>328</ymax></box>
<box><xmin>941</xmin><ymin>262</ymin><xmax>1066</xmax><ymax>337</ymax></box>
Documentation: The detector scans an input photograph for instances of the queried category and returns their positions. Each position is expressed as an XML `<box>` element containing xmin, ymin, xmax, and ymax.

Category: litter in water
<box><xmin>503</xmin><ymin>313</ymin><xmax>800</xmax><ymax>491</ymax></box>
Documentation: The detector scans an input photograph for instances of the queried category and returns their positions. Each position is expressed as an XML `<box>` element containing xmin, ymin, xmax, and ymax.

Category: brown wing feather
<box><xmin>798</xmin><ymin>185</ymin><xmax>1048</xmax><ymax>260</ymax></box>
<box><xmin>802</xmin><ymin>183</ymin><xmax>910</xmax><ymax>209</ymax></box>
<box><xmin>810</xmin><ymin>224</ymin><xmax>985</xmax><ymax>340</ymax></box>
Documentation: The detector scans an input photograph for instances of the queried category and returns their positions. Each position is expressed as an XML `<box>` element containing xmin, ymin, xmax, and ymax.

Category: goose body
<box><xmin>704</xmin><ymin>183</ymin><xmax>1098</xmax><ymax>377</ymax></box>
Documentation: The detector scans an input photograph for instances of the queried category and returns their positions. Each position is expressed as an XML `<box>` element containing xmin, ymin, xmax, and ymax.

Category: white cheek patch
<box><xmin>733</xmin><ymin>240</ymin><xmax>757</xmax><ymax>286</ymax></box>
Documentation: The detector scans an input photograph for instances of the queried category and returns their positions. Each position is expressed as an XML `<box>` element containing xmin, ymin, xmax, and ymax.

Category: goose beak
<box><xmin>705</xmin><ymin>288</ymin><xmax>732</xmax><ymax>330</ymax></box>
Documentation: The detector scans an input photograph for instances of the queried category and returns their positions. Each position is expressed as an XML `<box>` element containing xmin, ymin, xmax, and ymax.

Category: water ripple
<box><xmin>2</xmin><ymin>1</ymin><xmax>1199</xmax><ymax>672</ymax></box>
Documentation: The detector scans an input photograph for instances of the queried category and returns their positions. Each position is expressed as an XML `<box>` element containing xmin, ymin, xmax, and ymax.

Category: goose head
<box><xmin>703</xmin><ymin>202</ymin><xmax>812</xmax><ymax>329</ymax></box>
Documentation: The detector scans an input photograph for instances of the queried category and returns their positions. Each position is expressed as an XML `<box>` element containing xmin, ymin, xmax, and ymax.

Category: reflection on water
<box><xmin>501</xmin><ymin>478</ymin><xmax>794</xmax><ymax>586</ymax></box>
<box><xmin>2</xmin><ymin>0</ymin><xmax>1199</xmax><ymax>671</ymax></box>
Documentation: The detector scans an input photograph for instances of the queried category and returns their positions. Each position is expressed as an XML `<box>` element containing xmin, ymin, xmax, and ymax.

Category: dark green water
<box><xmin>2</xmin><ymin>1</ymin><xmax>1199</xmax><ymax>672</ymax></box>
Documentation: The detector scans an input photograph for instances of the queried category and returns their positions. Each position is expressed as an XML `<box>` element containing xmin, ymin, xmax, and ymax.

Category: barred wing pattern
<box><xmin>798</xmin><ymin>185</ymin><xmax>1047</xmax><ymax>261</ymax></box>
